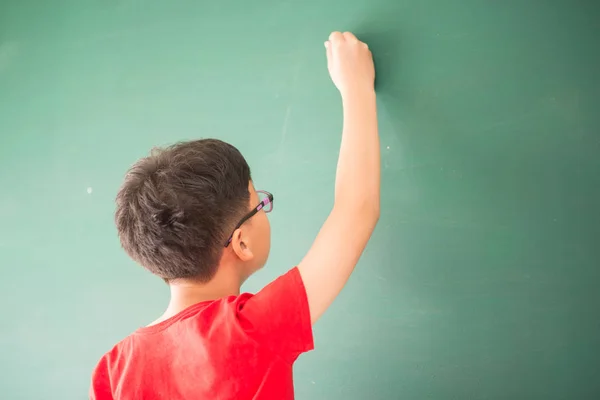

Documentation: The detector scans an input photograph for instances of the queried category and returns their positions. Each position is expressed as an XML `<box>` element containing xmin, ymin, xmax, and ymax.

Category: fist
<box><xmin>325</xmin><ymin>32</ymin><xmax>375</xmax><ymax>96</ymax></box>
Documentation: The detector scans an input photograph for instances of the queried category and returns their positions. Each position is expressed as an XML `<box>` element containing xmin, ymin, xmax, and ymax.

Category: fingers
<box><xmin>329</xmin><ymin>31</ymin><xmax>344</xmax><ymax>43</ymax></box>
<box><xmin>343</xmin><ymin>31</ymin><xmax>358</xmax><ymax>43</ymax></box>
<box><xmin>328</xmin><ymin>31</ymin><xmax>365</xmax><ymax>47</ymax></box>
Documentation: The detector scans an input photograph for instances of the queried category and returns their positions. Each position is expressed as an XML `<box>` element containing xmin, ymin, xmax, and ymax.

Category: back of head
<box><xmin>115</xmin><ymin>139</ymin><xmax>251</xmax><ymax>282</ymax></box>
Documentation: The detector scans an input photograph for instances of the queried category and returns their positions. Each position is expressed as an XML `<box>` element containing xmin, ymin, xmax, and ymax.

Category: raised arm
<box><xmin>298</xmin><ymin>31</ymin><xmax>380</xmax><ymax>324</ymax></box>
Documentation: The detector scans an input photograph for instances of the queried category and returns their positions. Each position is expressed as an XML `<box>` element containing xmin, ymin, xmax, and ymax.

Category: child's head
<box><xmin>115</xmin><ymin>139</ymin><xmax>271</xmax><ymax>283</ymax></box>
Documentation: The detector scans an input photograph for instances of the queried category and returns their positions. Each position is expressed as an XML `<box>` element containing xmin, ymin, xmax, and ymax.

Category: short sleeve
<box><xmin>236</xmin><ymin>267</ymin><xmax>314</xmax><ymax>363</ymax></box>
<box><xmin>90</xmin><ymin>355</ymin><xmax>113</xmax><ymax>400</ymax></box>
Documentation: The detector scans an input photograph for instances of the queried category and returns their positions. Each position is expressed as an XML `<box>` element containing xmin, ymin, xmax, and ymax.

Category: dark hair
<box><xmin>115</xmin><ymin>139</ymin><xmax>251</xmax><ymax>282</ymax></box>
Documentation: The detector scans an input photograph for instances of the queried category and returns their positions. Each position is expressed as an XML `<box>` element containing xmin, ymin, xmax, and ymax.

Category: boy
<box><xmin>90</xmin><ymin>31</ymin><xmax>379</xmax><ymax>399</ymax></box>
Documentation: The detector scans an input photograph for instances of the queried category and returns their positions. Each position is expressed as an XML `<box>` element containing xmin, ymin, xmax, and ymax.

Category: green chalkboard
<box><xmin>1</xmin><ymin>1</ymin><xmax>599</xmax><ymax>399</ymax></box>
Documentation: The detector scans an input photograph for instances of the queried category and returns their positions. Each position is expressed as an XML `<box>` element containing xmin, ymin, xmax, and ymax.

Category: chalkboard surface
<box><xmin>1</xmin><ymin>1</ymin><xmax>599</xmax><ymax>399</ymax></box>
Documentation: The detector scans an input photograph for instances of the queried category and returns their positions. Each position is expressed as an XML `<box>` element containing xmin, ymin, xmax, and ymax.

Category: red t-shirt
<box><xmin>90</xmin><ymin>267</ymin><xmax>314</xmax><ymax>400</ymax></box>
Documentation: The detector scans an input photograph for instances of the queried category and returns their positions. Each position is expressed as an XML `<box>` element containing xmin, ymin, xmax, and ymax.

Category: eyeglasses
<box><xmin>224</xmin><ymin>190</ymin><xmax>273</xmax><ymax>247</ymax></box>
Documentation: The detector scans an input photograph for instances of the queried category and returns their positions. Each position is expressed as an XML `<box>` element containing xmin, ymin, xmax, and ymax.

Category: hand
<box><xmin>325</xmin><ymin>32</ymin><xmax>375</xmax><ymax>97</ymax></box>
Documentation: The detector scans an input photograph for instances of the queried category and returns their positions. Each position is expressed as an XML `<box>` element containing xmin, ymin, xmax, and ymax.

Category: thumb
<box><xmin>324</xmin><ymin>40</ymin><xmax>332</xmax><ymax>63</ymax></box>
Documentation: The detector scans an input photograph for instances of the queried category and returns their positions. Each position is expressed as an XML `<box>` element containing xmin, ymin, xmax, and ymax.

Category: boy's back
<box><xmin>91</xmin><ymin>268</ymin><xmax>312</xmax><ymax>400</ymax></box>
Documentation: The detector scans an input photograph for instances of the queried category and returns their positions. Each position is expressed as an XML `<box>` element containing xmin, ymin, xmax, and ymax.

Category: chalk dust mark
<box><xmin>275</xmin><ymin>104</ymin><xmax>293</xmax><ymax>169</ymax></box>
<box><xmin>275</xmin><ymin>62</ymin><xmax>301</xmax><ymax>157</ymax></box>
<box><xmin>280</xmin><ymin>104</ymin><xmax>292</xmax><ymax>147</ymax></box>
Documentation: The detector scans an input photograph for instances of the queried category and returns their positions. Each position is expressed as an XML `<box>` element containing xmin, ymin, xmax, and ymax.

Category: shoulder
<box><xmin>92</xmin><ymin>335</ymin><xmax>130</xmax><ymax>371</ymax></box>
<box><xmin>234</xmin><ymin>267</ymin><xmax>314</xmax><ymax>360</ymax></box>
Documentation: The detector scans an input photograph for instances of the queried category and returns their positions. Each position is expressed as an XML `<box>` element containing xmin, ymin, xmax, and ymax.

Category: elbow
<box><xmin>361</xmin><ymin>194</ymin><xmax>380</xmax><ymax>223</ymax></box>
<box><xmin>357</xmin><ymin>201</ymin><xmax>380</xmax><ymax>233</ymax></box>
<box><xmin>373</xmin><ymin>203</ymin><xmax>381</xmax><ymax>222</ymax></box>
<box><xmin>334</xmin><ymin>197</ymin><xmax>380</xmax><ymax>225</ymax></box>
<box><xmin>369</xmin><ymin>202</ymin><xmax>381</xmax><ymax>225</ymax></box>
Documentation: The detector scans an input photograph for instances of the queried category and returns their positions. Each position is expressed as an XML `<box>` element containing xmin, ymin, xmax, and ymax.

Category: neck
<box><xmin>151</xmin><ymin>262</ymin><xmax>243</xmax><ymax>325</ymax></box>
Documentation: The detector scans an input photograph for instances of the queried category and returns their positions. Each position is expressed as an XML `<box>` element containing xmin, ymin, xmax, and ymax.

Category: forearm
<box><xmin>334</xmin><ymin>89</ymin><xmax>380</xmax><ymax>215</ymax></box>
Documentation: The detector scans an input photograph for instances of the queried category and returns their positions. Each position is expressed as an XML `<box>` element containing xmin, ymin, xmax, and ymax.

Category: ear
<box><xmin>230</xmin><ymin>228</ymin><xmax>254</xmax><ymax>262</ymax></box>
